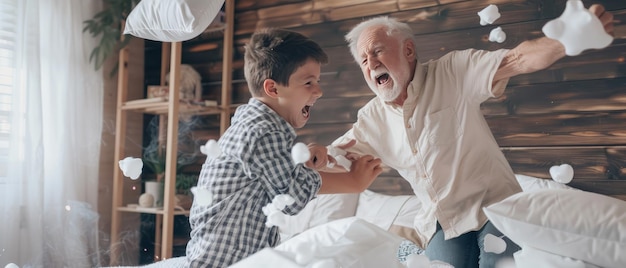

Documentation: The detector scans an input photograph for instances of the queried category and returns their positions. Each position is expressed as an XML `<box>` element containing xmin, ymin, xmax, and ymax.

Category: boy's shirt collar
<box><xmin>238</xmin><ymin>98</ymin><xmax>297</xmax><ymax>138</ymax></box>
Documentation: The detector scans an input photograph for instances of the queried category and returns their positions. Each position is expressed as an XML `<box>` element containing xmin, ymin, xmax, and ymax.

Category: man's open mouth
<box><xmin>376</xmin><ymin>73</ymin><xmax>390</xmax><ymax>85</ymax></box>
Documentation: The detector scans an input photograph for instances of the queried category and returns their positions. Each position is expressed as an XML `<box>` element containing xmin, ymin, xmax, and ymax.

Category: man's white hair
<box><xmin>345</xmin><ymin>16</ymin><xmax>417</xmax><ymax>64</ymax></box>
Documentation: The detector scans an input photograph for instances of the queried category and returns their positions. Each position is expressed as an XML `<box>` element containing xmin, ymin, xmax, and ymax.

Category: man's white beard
<box><xmin>367</xmin><ymin>76</ymin><xmax>402</xmax><ymax>102</ymax></box>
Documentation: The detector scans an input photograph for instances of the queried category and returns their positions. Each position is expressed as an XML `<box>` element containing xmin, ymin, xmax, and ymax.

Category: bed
<box><xmin>229</xmin><ymin>174</ymin><xmax>626</xmax><ymax>268</ymax></box>
<box><xmin>114</xmin><ymin>174</ymin><xmax>624</xmax><ymax>268</ymax></box>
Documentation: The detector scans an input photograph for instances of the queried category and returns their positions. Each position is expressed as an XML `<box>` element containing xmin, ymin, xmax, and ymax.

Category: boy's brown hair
<box><xmin>244</xmin><ymin>28</ymin><xmax>328</xmax><ymax>97</ymax></box>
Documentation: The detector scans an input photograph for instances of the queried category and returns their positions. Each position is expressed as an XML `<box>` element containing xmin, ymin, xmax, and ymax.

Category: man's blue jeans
<box><xmin>424</xmin><ymin>221</ymin><xmax>520</xmax><ymax>268</ymax></box>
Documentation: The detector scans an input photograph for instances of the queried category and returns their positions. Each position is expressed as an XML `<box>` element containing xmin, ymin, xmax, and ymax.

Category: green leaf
<box><xmin>82</xmin><ymin>0</ymin><xmax>142</xmax><ymax>72</ymax></box>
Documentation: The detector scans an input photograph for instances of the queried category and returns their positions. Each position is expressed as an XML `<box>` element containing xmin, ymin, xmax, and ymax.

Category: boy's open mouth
<box><xmin>302</xmin><ymin>105</ymin><xmax>311</xmax><ymax>118</ymax></box>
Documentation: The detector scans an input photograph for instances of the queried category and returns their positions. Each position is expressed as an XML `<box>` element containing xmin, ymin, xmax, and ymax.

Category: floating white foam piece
<box><xmin>272</xmin><ymin>194</ymin><xmax>296</xmax><ymax>210</ymax></box>
<box><xmin>327</xmin><ymin>146</ymin><xmax>352</xmax><ymax>171</ymax></box>
<box><xmin>190</xmin><ymin>186</ymin><xmax>213</xmax><ymax>206</ymax></box>
<box><xmin>262</xmin><ymin>194</ymin><xmax>296</xmax><ymax>228</ymax></box>
<box><xmin>118</xmin><ymin>156</ymin><xmax>143</xmax><ymax>180</ymax></box>
<box><xmin>327</xmin><ymin>146</ymin><xmax>346</xmax><ymax>157</ymax></box>
<box><xmin>542</xmin><ymin>0</ymin><xmax>613</xmax><ymax>56</ymax></box>
<box><xmin>549</xmin><ymin>163</ymin><xmax>574</xmax><ymax>184</ymax></box>
<box><xmin>484</xmin><ymin>233</ymin><xmax>507</xmax><ymax>254</ymax></box>
<box><xmin>5</xmin><ymin>264</ymin><xmax>19</xmax><ymax>268</ymax></box>
<box><xmin>478</xmin><ymin>5</ymin><xmax>501</xmax><ymax>26</ymax></box>
<box><xmin>489</xmin><ymin>27</ymin><xmax>507</xmax><ymax>43</ymax></box>
<box><xmin>291</xmin><ymin>142</ymin><xmax>310</xmax><ymax>165</ymax></box>
<box><xmin>264</xmin><ymin>209</ymin><xmax>287</xmax><ymax>228</ymax></box>
<box><xmin>200</xmin><ymin>139</ymin><xmax>222</xmax><ymax>158</ymax></box>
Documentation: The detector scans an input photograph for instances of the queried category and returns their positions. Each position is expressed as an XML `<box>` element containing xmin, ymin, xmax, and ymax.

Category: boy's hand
<box><xmin>348</xmin><ymin>155</ymin><xmax>383</xmax><ymax>191</ymax></box>
<box><xmin>305</xmin><ymin>143</ymin><xmax>334</xmax><ymax>170</ymax></box>
<box><xmin>305</xmin><ymin>140</ymin><xmax>362</xmax><ymax>171</ymax></box>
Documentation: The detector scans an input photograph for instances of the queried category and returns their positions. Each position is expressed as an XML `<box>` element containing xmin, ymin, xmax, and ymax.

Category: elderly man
<box><xmin>330</xmin><ymin>4</ymin><xmax>614</xmax><ymax>267</ymax></box>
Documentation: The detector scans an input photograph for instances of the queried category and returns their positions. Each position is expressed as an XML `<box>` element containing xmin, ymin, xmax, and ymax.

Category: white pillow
<box><xmin>514</xmin><ymin>246</ymin><xmax>600</xmax><ymax>268</ymax></box>
<box><xmin>514</xmin><ymin>174</ymin><xmax>575</xmax><ymax>192</ymax></box>
<box><xmin>484</xmin><ymin>189</ymin><xmax>626</xmax><ymax>268</ymax></box>
<box><xmin>276</xmin><ymin>217</ymin><xmax>405</xmax><ymax>268</ymax></box>
<box><xmin>279</xmin><ymin>193</ymin><xmax>359</xmax><ymax>239</ymax></box>
<box><xmin>230</xmin><ymin>248</ymin><xmax>301</xmax><ymax>268</ymax></box>
<box><xmin>355</xmin><ymin>190</ymin><xmax>415</xmax><ymax>230</ymax></box>
<box><xmin>123</xmin><ymin>0</ymin><xmax>225</xmax><ymax>42</ymax></box>
<box><xmin>355</xmin><ymin>190</ymin><xmax>423</xmax><ymax>246</ymax></box>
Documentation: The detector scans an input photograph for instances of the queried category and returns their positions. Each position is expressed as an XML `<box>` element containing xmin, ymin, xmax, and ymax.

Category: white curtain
<box><xmin>0</xmin><ymin>0</ymin><xmax>104</xmax><ymax>267</ymax></box>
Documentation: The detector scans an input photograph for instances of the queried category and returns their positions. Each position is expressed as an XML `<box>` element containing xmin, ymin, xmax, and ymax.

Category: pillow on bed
<box><xmin>124</xmin><ymin>0</ymin><xmax>225</xmax><ymax>42</ymax></box>
<box><xmin>355</xmin><ymin>190</ymin><xmax>422</xmax><ymax>246</ymax></box>
<box><xmin>276</xmin><ymin>217</ymin><xmax>406</xmax><ymax>268</ymax></box>
<box><xmin>484</xmin><ymin>189</ymin><xmax>626</xmax><ymax>268</ymax></box>
<box><xmin>279</xmin><ymin>193</ymin><xmax>359</xmax><ymax>240</ymax></box>
<box><xmin>514</xmin><ymin>246</ymin><xmax>600</xmax><ymax>268</ymax></box>
<box><xmin>514</xmin><ymin>174</ymin><xmax>575</xmax><ymax>192</ymax></box>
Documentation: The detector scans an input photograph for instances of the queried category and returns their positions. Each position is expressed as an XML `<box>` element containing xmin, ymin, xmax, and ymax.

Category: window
<box><xmin>0</xmin><ymin>0</ymin><xmax>17</xmax><ymax>181</ymax></box>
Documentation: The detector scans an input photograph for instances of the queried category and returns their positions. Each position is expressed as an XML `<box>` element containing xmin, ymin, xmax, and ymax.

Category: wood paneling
<box><xmin>145</xmin><ymin>0</ymin><xmax>626</xmax><ymax>200</ymax></box>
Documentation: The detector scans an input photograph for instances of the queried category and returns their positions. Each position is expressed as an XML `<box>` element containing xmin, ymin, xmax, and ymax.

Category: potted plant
<box><xmin>175</xmin><ymin>173</ymin><xmax>199</xmax><ymax>196</ymax></box>
<box><xmin>175</xmin><ymin>173</ymin><xmax>199</xmax><ymax>210</ymax></box>
<box><xmin>82</xmin><ymin>0</ymin><xmax>140</xmax><ymax>72</ymax></box>
<box><xmin>142</xmin><ymin>137</ymin><xmax>200</xmax><ymax>206</ymax></box>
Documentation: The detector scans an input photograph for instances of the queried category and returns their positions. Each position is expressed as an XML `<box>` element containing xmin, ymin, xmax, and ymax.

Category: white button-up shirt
<box><xmin>332</xmin><ymin>49</ymin><xmax>522</xmax><ymax>249</ymax></box>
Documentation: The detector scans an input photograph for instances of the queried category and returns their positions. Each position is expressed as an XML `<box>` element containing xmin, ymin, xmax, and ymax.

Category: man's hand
<box><xmin>589</xmin><ymin>4</ymin><xmax>614</xmax><ymax>36</ymax></box>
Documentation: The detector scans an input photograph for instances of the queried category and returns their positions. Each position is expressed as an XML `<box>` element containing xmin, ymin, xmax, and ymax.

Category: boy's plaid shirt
<box><xmin>185</xmin><ymin>98</ymin><xmax>321</xmax><ymax>267</ymax></box>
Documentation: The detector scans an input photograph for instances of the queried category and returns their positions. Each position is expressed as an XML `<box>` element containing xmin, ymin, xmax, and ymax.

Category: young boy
<box><xmin>184</xmin><ymin>28</ymin><xmax>383</xmax><ymax>267</ymax></box>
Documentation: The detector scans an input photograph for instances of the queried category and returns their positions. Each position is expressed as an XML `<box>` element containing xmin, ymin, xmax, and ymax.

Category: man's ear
<box><xmin>263</xmin><ymin>79</ymin><xmax>279</xmax><ymax>98</ymax></box>
<box><xmin>404</xmin><ymin>39</ymin><xmax>415</xmax><ymax>59</ymax></box>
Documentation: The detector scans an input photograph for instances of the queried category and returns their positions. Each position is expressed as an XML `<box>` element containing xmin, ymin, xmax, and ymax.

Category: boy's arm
<box><xmin>317</xmin><ymin>155</ymin><xmax>383</xmax><ymax>194</ymax></box>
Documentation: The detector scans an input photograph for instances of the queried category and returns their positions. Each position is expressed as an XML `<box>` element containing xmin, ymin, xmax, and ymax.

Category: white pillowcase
<box><xmin>355</xmin><ymin>190</ymin><xmax>417</xmax><ymax>230</ymax></box>
<box><xmin>279</xmin><ymin>193</ymin><xmax>359</xmax><ymax>240</ymax></box>
<box><xmin>484</xmin><ymin>189</ymin><xmax>626</xmax><ymax>268</ymax></box>
<box><xmin>276</xmin><ymin>217</ymin><xmax>405</xmax><ymax>268</ymax></box>
<box><xmin>514</xmin><ymin>174</ymin><xmax>575</xmax><ymax>192</ymax></box>
<box><xmin>124</xmin><ymin>0</ymin><xmax>225</xmax><ymax>42</ymax></box>
<box><xmin>514</xmin><ymin>246</ymin><xmax>600</xmax><ymax>268</ymax></box>
<box><xmin>355</xmin><ymin>190</ymin><xmax>424</xmax><ymax>246</ymax></box>
<box><xmin>230</xmin><ymin>248</ymin><xmax>302</xmax><ymax>268</ymax></box>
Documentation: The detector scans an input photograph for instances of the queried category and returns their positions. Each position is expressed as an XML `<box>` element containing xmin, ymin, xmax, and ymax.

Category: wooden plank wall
<box><xmin>144</xmin><ymin>0</ymin><xmax>626</xmax><ymax>200</ymax></box>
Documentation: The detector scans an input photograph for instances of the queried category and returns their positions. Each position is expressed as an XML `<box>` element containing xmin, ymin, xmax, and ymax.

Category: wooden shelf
<box><xmin>122</xmin><ymin>98</ymin><xmax>243</xmax><ymax>115</ymax></box>
<box><xmin>117</xmin><ymin>205</ymin><xmax>190</xmax><ymax>216</ymax></box>
<box><xmin>110</xmin><ymin>0</ymin><xmax>235</xmax><ymax>264</ymax></box>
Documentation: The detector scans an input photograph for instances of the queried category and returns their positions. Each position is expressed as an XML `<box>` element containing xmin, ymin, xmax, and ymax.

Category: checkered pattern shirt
<box><xmin>184</xmin><ymin>98</ymin><xmax>322</xmax><ymax>267</ymax></box>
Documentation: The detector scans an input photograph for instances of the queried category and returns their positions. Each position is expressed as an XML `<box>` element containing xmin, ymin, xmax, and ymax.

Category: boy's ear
<box><xmin>263</xmin><ymin>79</ymin><xmax>279</xmax><ymax>98</ymax></box>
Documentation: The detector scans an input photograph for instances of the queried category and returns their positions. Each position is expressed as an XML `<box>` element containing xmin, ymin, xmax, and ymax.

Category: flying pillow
<box><xmin>124</xmin><ymin>0</ymin><xmax>225</xmax><ymax>42</ymax></box>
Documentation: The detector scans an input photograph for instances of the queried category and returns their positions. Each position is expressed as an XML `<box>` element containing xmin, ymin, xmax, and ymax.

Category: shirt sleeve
<box><xmin>449</xmin><ymin>49</ymin><xmax>511</xmax><ymax>103</ymax></box>
<box><xmin>330</xmin><ymin>103</ymin><xmax>380</xmax><ymax>158</ymax></box>
<box><xmin>243</xmin><ymin>130</ymin><xmax>321</xmax><ymax>215</ymax></box>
